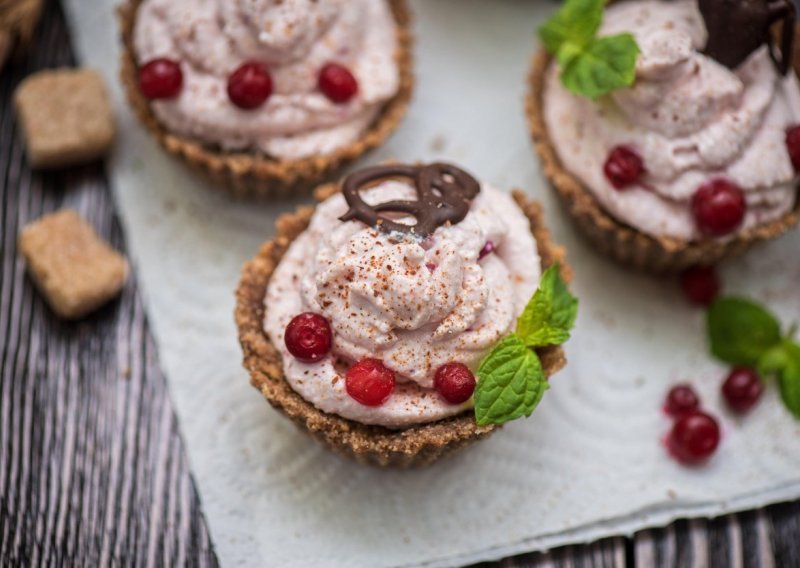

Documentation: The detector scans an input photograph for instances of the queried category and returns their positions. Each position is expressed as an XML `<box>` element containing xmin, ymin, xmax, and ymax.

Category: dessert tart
<box><xmin>119</xmin><ymin>0</ymin><xmax>413</xmax><ymax>198</ymax></box>
<box><xmin>235</xmin><ymin>162</ymin><xmax>576</xmax><ymax>467</ymax></box>
<box><xmin>527</xmin><ymin>0</ymin><xmax>800</xmax><ymax>272</ymax></box>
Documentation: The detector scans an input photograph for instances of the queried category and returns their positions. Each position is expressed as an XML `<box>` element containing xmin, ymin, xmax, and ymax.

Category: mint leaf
<box><xmin>757</xmin><ymin>343</ymin><xmax>792</xmax><ymax>377</ymax></box>
<box><xmin>758</xmin><ymin>341</ymin><xmax>800</xmax><ymax>419</ymax></box>
<box><xmin>707</xmin><ymin>297</ymin><xmax>782</xmax><ymax>366</ymax></box>
<box><xmin>560</xmin><ymin>33</ymin><xmax>639</xmax><ymax>99</ymax></box>
<box><xmin>538</xmin><ymin>0</ymin><xmax>603</xmax><ymax>55</ymax></box>
<box><xmin>779</xmin><ymin>360</ymin><xmax>800</xmax><ymax>419</ymax></box>
<box><xmin>516</xmin><ymin>264</ymin><xmax>578</xmax><ymax>347</ymax></box>
<box><xmin>538</xmin><ymin>0</ymin><xmax>640</xmax><ymax>99</ymax></box>
<box><xmin>475</xmin><ymin>335</ymin><xmax>548</xmax><ymax>426</ymax></box>
<box><xmin>474</xmin><ymin>265</ymin><xmax>575</xmax><ymax>425</ymax></box>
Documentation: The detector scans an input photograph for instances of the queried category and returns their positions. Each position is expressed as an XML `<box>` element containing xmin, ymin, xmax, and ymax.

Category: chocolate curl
<box><xmin>339</xmin><ymin>163</ymin><xmax>481</xmax><ymax>238</ymax></box>
<box><xmin>699</xmin><ymin>0</ymin><xmax>795</xmax><ymax>75</ymax></box>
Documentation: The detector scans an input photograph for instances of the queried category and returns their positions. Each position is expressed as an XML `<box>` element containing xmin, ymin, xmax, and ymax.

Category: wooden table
<box><xmin>1</xmin><ymin>2</ymin><xmax>798</xmax><ymax>566</ymax></box>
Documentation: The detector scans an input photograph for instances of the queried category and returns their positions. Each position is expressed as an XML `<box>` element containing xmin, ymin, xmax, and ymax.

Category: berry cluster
<box><xmin>283</xmin><ymin>312</ymin><xmax>476</xmax><ymax>408</ymax></box>
<box><xmin>669</xmin><ymin>263</ymin><xmax>767</xmax><ymax>465</ymax></box>
<box><xmin>663</xmin><ymin>367</ymin><xmax>764</xmax><ymax>465</ymax></box>
<box><xmin>603</xmin><ymin>146</ymin><xmax>748</xmax><ymax>236</ymax></box>
<box><xmin>138</xmin><ymin>58</ymin><xmax>359</xmax><ymax>109</ymax></box>
<box><xmin>663</xmin><ymin>385</ymin><xmax>720</xmax><ymax>464</ymax></box>
<box><xmin>606</xmin><ymin>126</ymin><xmax>800</xmax><ymax>238</ymax></box>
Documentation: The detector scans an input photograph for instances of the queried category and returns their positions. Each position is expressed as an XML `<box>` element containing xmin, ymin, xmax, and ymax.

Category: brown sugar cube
<box><xmin>18</xmin><ymin>209</ymin><xmax>128</xmax><ymax>319</ymax></box>
<box><xmin>13</xmin><ymin>68</ymin><xmax>115</xmax><ymax>169</ymax></box>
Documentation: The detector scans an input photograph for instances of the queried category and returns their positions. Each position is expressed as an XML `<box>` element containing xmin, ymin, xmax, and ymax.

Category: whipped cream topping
<box><xmin>264</xmin><ymin>182</ymin><xmax>541</xmax><ymax>429</ymax></box>
<box><xmin>133</xmin><ymin>0</ymin><xmax>400</xmax><ymax>159</ymax></box>
<box><xmin>543</xmin><ymin>0</ymin><xmax>800</xmax><ymax>240</ymax></box>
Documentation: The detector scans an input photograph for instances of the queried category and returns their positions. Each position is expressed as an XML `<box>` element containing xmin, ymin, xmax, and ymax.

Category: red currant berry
<box><xmin>478</xmin><ymin>241</ymin><xmax>495</xmax><ymax>260</ymax></box>
<box><xmin>785</xmin><ymin>125</ymin><xmax>800</xmax><ymax>171</ymax></box>
<box><xmin>679</xmin><ymin>265</ymin><xmax>720</xmax><ymax>306</ymax></box>
<box><xmin>139</xmin><ymin>58</ymin><xmax>183</xmax><ymax>100</ymax></box>
<box><xmin>227</xmin><ymin>62</ymin><xmax>273</xmax><ymax>110</ymax></box>
<box><xmin>603</xmin><ymin>145</ymin><xmax>645</xmax><ymax>189</ymax></box>
<box><xmin>664</xmin><ymin>384</ymin><xmax>700</xmax><ymax>417</ymax></box>
<box><xmin>284</xmin><ymin>313</ymin><xmax>332</xmax><ymax>363</ymax></box>
<box><xmin>318</xmin><ymin>63</ymin><xmax>358</xmax><ymax>103</ymax></box>
<box><xmin>667</xmin><ymin>411</ymin><xmax>721</xmax><ymax>464</ymax></box>
<box><xmin>722</xmin><ymin>367</ymin><xmax>764</xmax><ymax>413</ymax></box>
<box><xmin>434</xmin><ymin>363</ymin><xmax>476</xmax><ymax>404</ymax></box>
<box><xmin>691</xmin><ymin>178</ymin><xmax>746</xmax><ymax>237</ymax></box>
<box><xmin>345</xmin><ymin>359</ymin><xmax>395</xmax><ymax>406</ymax></box>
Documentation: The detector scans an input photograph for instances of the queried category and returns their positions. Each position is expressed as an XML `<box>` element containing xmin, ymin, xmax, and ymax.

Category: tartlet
<box><xmin>527</xmin><ymin>0</ymin><xmax>800</xmax><ymax>272</ymax></box>
<box><xmin>235</xmin><ymin>164</ymin><xmax>571</xmax><ymax>467</ymax></box>
<box><xmin>119</xmin><ymin>0</ymin><xmax>413</xmax><ymax>199</ymax></box>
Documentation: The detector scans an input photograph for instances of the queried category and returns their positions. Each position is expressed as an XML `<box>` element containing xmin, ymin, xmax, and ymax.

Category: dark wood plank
<box><xmin>631</xmin><ymin>511</ymin><xmax>787</xmax><ymax>568</ymax></box>
<box><xmin>766</xmin><ymin>501</ymin><xmax>800</xmax><ymax>568</ymax></box>
<box><xmin>0</xmin><ymin>1</ymin><xmax>216</xmax><ymax>565</ymax></box>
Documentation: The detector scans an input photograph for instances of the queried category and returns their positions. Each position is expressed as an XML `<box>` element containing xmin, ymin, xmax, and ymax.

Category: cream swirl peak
<box><xmin>543</xmin><ymin>0</ymin><xmax>800</xmax><ymax>241</ymax></box>
<box><xmin>264</xmin><ymin>180</ymin><xmax>541</xmax><ymax>428</ymax></box>
<box><xmin>133</xmin><ymin>0</ymin><xmax>400</xmax><ymax>159</ymax></box>
<box><xmin>220</xmin><ymin>0</ymin><xmax>341</xmax><ymax>65</ymax></box>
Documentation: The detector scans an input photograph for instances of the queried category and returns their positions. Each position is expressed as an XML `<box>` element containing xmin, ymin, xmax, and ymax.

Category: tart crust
<box><xmin>235</xmin><ymin>183</ymin><xmax>570</xmax><ymax>468</ymax></box>
<box><xmin>118</xmin><ymin>0</ymin><xmax>414</xmax><ymax>199</ymax></box>
<box><xmin>526</xmin><ymin>26</ymin><xmax>800</xmax><ymax>273</ymax></box>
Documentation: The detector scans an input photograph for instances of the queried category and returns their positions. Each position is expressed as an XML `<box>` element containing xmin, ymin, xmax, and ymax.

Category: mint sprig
<box><xmin>474</xmin><ymin>264</ymin><xmax>577</xmax><ymax>426</ymax></box>
<box><xmin>539</xmin><ymin>0</ymin><xmax>640</xmax><ymax>99</ymax></box>
<box><xmin>778</xmin><ymin>347</ymin><xmax>800</xmax><ymax>418</ymax></box>
<box><xmin>474</xmin><ymin>335</ymin><xmax>547</xmax><ymax>426</ymax></box>
<box><xmin>707</xmin><ymin>297</ymin><xmax>800</xmax><ymax>419</ymax></box>
<box><xmin>707</xmin><ymin>298</ymin><xmax>782</xmax><ymax>366</ymax></box>
<box><xmin>757</xmin><ymin>340</ymin><xmax>800</xmax><ymax>418</ymax></box>
<box><xmin>539</xmin><ymin>0</ymin><xmax>603</xmax><ymax>55</ymax></box>
<box><xmin>516</xmin><ymin>263</ymin><xmax>578</xmax><ymax>346</ymax></box>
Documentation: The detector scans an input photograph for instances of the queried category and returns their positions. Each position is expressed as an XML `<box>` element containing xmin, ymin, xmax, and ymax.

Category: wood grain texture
<box><xmin>0</xmin><ymin>2</ymin><xmax>798</xmax><ymax>567</ymax></box>
<box><xmin>0</xmin><ymin>1</ymin><xmax>216</xmax><ymax>565</ymax></box>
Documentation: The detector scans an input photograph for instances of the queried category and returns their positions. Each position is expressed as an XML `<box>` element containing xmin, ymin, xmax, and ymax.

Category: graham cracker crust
<box><xmin>235</xmin><ymin>185</ymin><xmax>570</xmax><ymax>468</ymax></box>
<box><xmin>118</xmin><ymin>0</ymin><xmax>414</xmax><ymax>199</ymax></box>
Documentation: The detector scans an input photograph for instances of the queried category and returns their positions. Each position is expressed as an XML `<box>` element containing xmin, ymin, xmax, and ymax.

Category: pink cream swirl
<box><xmin>264</xmin><ymin>181</ymin><xmax>541</xmax><ymax>428</ymax></box>
<box><xmin>133</xmin><ymin>0</ymin><xmax>400</xmax><ymax>159</ymax></box>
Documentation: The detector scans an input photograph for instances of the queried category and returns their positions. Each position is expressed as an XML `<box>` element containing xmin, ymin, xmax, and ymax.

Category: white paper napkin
<box><xmin>63</xmin><ymin>1</ymin><xmax>800</xmax><ymax>566</ymax></box>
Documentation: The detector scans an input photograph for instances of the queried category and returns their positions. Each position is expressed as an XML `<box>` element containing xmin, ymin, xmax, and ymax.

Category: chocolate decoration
<box><xmin>339</xmin><ymin>163</ymin><xmax>481</xmax><ymax>237</ymax></box>
<box><xmin>699</xmin><ymin>0</ymin><xmax>795</xmax><ymax>75</ymax></box>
